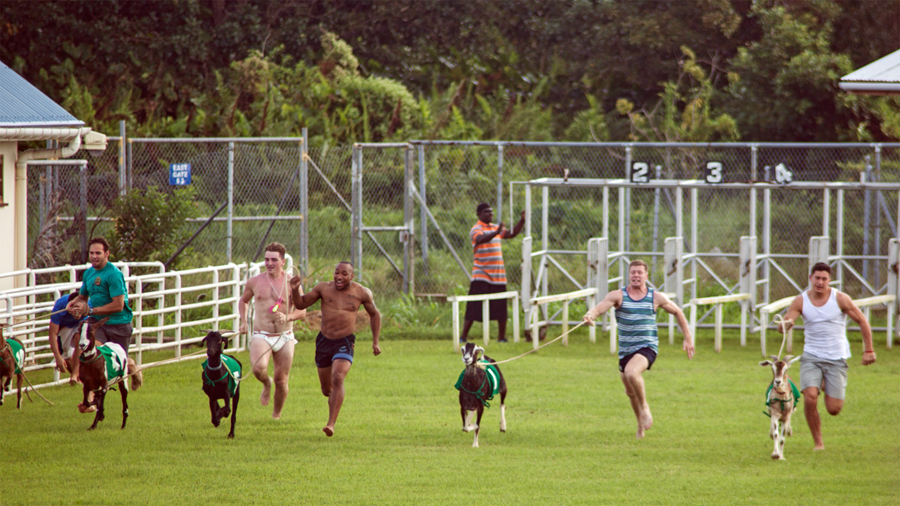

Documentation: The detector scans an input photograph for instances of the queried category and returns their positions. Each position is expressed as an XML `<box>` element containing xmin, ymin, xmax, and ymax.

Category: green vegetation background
<box><xmin>2</xmin><ymin>0</ymin><xmax>898</xmax><ymax>144</ymax></box>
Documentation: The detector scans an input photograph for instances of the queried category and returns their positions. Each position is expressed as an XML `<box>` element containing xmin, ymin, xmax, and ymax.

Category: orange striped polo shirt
<box><xmin>470</xmin><ymin>221</ymin><xmax>506</xmax><ymax>285</ymax></box>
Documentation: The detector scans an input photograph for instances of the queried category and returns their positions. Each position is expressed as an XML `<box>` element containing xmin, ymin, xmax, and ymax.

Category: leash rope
<box><xmin>772</xmin><ymin>314</ymin><xmax>791</xmax><ymax>360</ymax></box>
<box><xmin>476</xmin><ymin>321</ymin><xmax>588</xmax><ymax>369</ymax></box>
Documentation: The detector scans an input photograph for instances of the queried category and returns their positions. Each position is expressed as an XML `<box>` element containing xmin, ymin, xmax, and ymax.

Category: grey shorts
<box><xmin>799</xmin><ymin>353</ymin><xmax>848</xmax><ymax>400</ymax></box>
<box><xmin>93</xmin><ymin>321</ymin><xmax>133</xmax><ymax>355</ymax></box>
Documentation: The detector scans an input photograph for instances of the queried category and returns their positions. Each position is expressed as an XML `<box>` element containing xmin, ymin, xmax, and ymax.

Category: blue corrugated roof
<box><xmin>0</xmin><ymin>60</ymin><xmax>84</xmax><ymax>128</ymax></box>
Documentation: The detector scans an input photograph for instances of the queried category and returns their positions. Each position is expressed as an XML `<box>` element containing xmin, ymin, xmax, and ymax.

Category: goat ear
<box><xmin>759</xmin><ymin>360</ymin><xmax>772</xmax><ymax>367</ymax></box>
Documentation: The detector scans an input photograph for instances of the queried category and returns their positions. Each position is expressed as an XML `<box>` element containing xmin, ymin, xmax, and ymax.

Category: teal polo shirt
<box><xmin>79</xmin><ymin>262</ymin><xmax>133</xmax><ymax>325</ymax></box>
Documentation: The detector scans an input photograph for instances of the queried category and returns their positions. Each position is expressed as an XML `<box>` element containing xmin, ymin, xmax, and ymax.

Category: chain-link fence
<box><xmin>27</xmin><ymin>139</ymin><xmax>900</xmax><ymax>307</ymax></box>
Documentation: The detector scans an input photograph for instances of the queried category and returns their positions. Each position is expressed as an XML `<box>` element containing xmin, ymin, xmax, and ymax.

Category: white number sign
<box><xmin>704</xmin><ymin>161</ymin><xmax>724</xmax><ymax>184</ymax></box>
<box><xmin>631</xmin><ymin>162</ymin><xmax>650</xmax><ymax>183</ymax></box>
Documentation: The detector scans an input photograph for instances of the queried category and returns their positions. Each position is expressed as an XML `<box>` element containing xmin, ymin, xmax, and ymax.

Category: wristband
<box><xmin>864</xmin><ymin>349</ymin><xmax>874</xmax><ymax>353</ymax></box>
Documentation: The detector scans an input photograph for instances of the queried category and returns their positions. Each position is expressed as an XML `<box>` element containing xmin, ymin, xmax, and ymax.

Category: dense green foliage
<box><xmin>107</xmin><ymin>185</ymin><xmax>199</xmax><ymax>266</ymax></box>
<box><xmin>2</xmin><ymin>0</ymin><xmax>898</xmax><ymax>143</ymax></box>
<box><xmin>4</xmin><ymin>335</ymin><xmax>898</xmax><ymax>505</ymax></box>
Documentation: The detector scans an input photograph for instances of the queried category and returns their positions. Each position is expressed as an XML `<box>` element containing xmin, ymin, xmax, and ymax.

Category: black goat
<box><xmin>201</xmin><ymin>331</ymin><xmax>242</xmax><ymax>439</ymax></box>
<box><xmin>78</xmin><ymin>318</ymin><xmax>129</xmax><ymax>430</ymax></box>
<box><xmin>457</xmin><ymin>342</ymin><xmax>507</xmax><ymax>447</ymax></box>
<box><xmin>0</xmin><ymin>324</ymin><xmax>25</xmax><ymax>409</ymax></box>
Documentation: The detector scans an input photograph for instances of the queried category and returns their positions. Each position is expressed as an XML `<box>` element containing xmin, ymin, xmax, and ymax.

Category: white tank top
<box><xmin>801</xmin><ymin>288</ymin><xmax>850</xmax><ymax>360</ymax></box>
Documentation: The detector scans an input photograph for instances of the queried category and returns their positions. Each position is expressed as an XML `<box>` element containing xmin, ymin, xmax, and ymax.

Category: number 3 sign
<box><xmin>704</xmin><ymin>161</ymin><xmax>724</xmax><ymax>184</ymax></box>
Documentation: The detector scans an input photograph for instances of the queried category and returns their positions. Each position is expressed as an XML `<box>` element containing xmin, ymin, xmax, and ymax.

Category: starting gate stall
<box><xmin>517</xmin><ymin>176</ymin><xmax>899</xmax><ymax>355</ymax></box>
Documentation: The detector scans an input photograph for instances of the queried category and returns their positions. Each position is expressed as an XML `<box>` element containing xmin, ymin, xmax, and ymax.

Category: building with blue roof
<box><xmin>0</xmin><ymin>59</ymin><xmax>107</xmax><ymax>290</ymax></box>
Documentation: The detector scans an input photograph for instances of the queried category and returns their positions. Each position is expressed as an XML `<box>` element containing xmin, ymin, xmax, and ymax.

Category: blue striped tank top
<box><xmin>615</xmin><ymin>287</ymin><xmax>658</xmax><ymax>359</ymax></box>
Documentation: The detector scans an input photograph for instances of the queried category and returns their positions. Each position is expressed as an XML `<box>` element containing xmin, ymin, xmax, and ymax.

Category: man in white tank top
<box><xmin>778</xmin><ymin>262</ymin><xmax>875</xmax><ymax>451</ymax></box>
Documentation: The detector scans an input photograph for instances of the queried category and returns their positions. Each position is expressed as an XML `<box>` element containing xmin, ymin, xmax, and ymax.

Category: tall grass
<box><xmin>2</xmin><ymin>329</ymin><xmax>897</xmax><ymax>506</ymax></box>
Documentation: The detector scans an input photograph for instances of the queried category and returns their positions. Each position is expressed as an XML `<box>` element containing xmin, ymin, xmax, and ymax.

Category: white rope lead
<box><xmin>772</xmin><ymin>314</ymin><xmax>792</xmax><ymax>360</ymax></box>
<box><xmin>476</xmin><ymin>321</ymin><xmax>588</xmax><ymax>369</ymax></box>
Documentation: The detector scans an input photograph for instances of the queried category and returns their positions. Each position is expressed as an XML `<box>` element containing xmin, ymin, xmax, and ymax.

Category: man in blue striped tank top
<box><xmin>777</xmin><ymin>262</ymin><xmax>875</xmax><ymax>451</ymax></box>
<box><xmin>583</xmin><ymin>260</ymin><xmax>694</xmax><ymax>439</ymax></box>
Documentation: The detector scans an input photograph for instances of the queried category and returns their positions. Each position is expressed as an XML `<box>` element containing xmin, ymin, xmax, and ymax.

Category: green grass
<box><xmin>2</xmin><ymin>329</ymin><xmax>898</xmax><ymax>505</ymax></box>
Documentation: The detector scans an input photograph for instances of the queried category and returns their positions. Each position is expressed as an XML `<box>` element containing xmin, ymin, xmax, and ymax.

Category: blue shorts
<box><xmin>315</xmin><ymin>333</ymin><xmax>355</xmax><ymax>368</ymax></box>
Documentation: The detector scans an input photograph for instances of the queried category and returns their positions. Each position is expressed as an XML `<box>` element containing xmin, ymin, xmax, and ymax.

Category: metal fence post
<box><xmin>624</xmin><ymin>146</ymin><xmax>632</xmax><ymax>256</ymax></box>
<box><xmin>351</xmin><ymin>145</ymin><xmax>363</xmax><ymax>279</ymax></box>
<box><xmin>863</xmin><ymin>157</ymin><xmax>872</xmax><ymax>282</ymax></box>
<box><xmin>875</xmin><ymin>145</ymin><xmax>882</xmax><ymax>287</ymax></box>
<box><xmin>227</xmin><ymin>142</ymin><xmax>234</xmax><ymax>263</ymax></box>
<box><xmin>403</xmin><ymin>146</ymin><xmax>415</xmax><ymax>295</ymax></box>
<box><xmin>496</xmin><ymin>144</ymin><xmax>504</xmax><ymax>223</ymax></box>
<box><xmin>119</xmin><ymin>120</ymin><xmax>126</xmax><ymax>196</ymax></box>
<box><xmin>80</xmin><ymin>164</ymin><xmax>87</xmax><ymax>262</ymax></box>
<box><xmin>653</xmin><ymin>165</ymin><xmax>661</xmax><ymax>274</ymax></box>
<box><xmin>300</xmin><ymin>128</ymin><xmax>309</xmax><ymax>275</ymax></box>
<box><xmin>418</xmin><ymin>144</ymin><xmax>428</xmax><ymax>275</ymax></box>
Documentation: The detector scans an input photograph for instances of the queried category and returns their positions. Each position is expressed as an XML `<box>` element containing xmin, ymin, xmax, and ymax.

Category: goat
<box><xmin>0</xmin><ymin>324</ymin><xmax>25</xmax><ymax>409</ymax></box>
<box><xmin>201</xmin><ymin>331</ymin><xmax>242</xmax><ymax>439</ymax></box>
<box><xmin>456</xmin><ymin>342</ymin><xmax>507</xmax><ymax>447</ymax></box>
<box><xmin>760</xmin><ymin>354</ymin><xmax>801</xmax><ymax>460</ymax></box>
<box><xmin>78</xmin><ymin>318</ymin><xmax>129</xmax><ymax>430</ymax></box>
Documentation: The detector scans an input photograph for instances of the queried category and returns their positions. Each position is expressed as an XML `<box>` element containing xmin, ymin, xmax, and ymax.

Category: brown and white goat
<box><xmin>760</xmin><ymin>354</ymin><xmax>801</xmax><ymax>460</ymax></box>
<box><xmin>78</xmin><ymin>318</ymin><xmax>129</xmax><ymax>430</ymax></box>
<box><xmin>0</xmin><ymin>324</ymin><xmax>25</xmax><ymax>409</ymax></box>
<box><xmin>457</xmin><ymin>343</ymin><xmax>507</xmax><ymax>448</ymax></box>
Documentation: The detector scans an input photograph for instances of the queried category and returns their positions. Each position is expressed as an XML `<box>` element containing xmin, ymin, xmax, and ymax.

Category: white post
<box><xmin>175</xmin><ymin>273</ymin><xmax>182</xmax><ymax>359</ymax></box>
<box><xmin>482</xmin><ymin>299</ymin><xmax>490</xmax><ymax>346</ymax></box>
<box><xmin>452</xmin><ymin>300</ymin><xmax>460</xmax><ymax>353</ymax></box>
<box><xmin>512</xmin><ymin>293</ymin><xmax>520</xmax><ymax>343</ymax></box>
<box><xmin>562</xmin><ymin>300</ymin><xmax>570</xmax><ymax>346</ymax></box>
<box><xmin>715</xmin><ymin>303</ymin><xmax>723</xmax><ymax>353</ymax></box>
<box><xmin>522</xmin><ymin>237</ymin><xmax>532</xmax><ymax>332</ymax></box>
<box><xmin>888</xmin><ymin>239</ymin><xmax>899</xmax><ymax>349</ymax></box>
<box><xmin>739</xmin><ymin>236</ymin><xmax>757</xmax><ymax>347</ymax></box>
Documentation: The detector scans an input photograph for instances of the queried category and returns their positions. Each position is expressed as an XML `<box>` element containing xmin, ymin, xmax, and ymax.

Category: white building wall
<box><xmin>0</xmin><ymin>141</ymin><xmax>17</xmax><ymax>291</ymax></box>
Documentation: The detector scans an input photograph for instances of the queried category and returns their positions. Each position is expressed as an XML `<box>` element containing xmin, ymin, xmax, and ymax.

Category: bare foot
<box><xmin>272</xmin><ymin>413</ymin><xmax>281</xmax><ymax>420</ymax></box>
<box><xmin>260</xmin><ymin>377</ymin><xmax>272</xmax><ymax>406</ymax></box>
<box><xmin>813</xmin><ymin>444</ymin><xmax>825</xmax><ymax>451</ymax></box>
<box><xmin>69</xmin><ymin>375</ymin><xmax>79</xmax><ymax>386</ymax></box>
<box><xmin>639</xmin><ymin>407</ymin><xmax>653</xmax><ymax>431</ymax></box>
<box><xmin>636</xmin><ymin>425</ymin><xmax>645</xmax><ymax>439</ymax></box>
<box><xmin>323</xmin><ymin>425</ymin><xmax>334</xmax><ymax>437</ymax></box>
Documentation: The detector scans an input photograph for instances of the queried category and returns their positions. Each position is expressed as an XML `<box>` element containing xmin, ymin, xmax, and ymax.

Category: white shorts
<box><xmin>252</xmin><ymin>330</ymin><xmax>297</xmax><ymax>353</ymax></box>
<box><xmin>57</xmin><ymin>326</ymin><xmax>80</xmax><ymax>359</ymax></box>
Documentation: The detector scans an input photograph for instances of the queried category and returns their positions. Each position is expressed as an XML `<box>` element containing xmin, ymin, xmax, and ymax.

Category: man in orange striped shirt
<box><xmin>460</xmin><ymin>202</ymin><xmax>525</xmax><ymax>343</ymax></box>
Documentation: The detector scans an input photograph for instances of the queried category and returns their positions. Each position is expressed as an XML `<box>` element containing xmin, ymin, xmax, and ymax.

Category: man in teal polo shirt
<box><xmin>66</xmin><ymin>237</ymin><xmax>142</xmax><ymax>400</ymax></box>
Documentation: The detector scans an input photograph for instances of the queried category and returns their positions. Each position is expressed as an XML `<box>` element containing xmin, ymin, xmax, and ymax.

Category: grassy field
<box><xmin>2</xmin><ymin>329</ymin><xmax>898</xmax><ymax>506</ymax></box>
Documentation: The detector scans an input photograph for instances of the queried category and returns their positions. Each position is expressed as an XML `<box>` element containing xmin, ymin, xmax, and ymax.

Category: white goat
<box><xmin>759</xmin><ymin>354</ymin><xmax>801</xmax><ymax>460</ymax></box>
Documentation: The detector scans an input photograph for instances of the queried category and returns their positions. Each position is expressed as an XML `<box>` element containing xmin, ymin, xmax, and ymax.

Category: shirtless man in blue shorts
<box><xmin>290</xmin><ymin>261</ymin><xmax>381</xmax><ymax>437</ymax></box>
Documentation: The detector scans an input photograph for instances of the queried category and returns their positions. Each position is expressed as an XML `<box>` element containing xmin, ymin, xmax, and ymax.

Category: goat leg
<box><xmin>472</xmin><ymin>406</ymin><xmax>484</xmax><ymax>448</ymax></box>
<box><xmin>219</xmin><ymin>392</ymin><xmax>232</xmax><ymax>419</ymax></box>
<box><xmin>210</xmin><ymin>397</ymin><xmax>222</xmax><ymax>427</ymax></box>
<box><xmin>89</xmin><ymin>390</ymin><xmax>106</xmax><ymax>430</ymax></box>
<box><xmin>227</xmin><ymin>390</ymin><xmax>239</xmax><ymax>439</ymax></box>
<box><xmin>119</xmin><ymin>383</ymin><xmax>128</xmax><ymax>429</ymax></box>
<box><xmin>16</xmin><ymin>374</ymin><xmax>23</xmax><ymax>409</ymax></box>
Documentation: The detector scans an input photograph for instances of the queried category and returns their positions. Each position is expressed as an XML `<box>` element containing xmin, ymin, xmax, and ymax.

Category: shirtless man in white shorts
<box><xmin>239</xmin><ymin>242</ymin><xmax>306</xmax><ymax>419</ymax></box>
